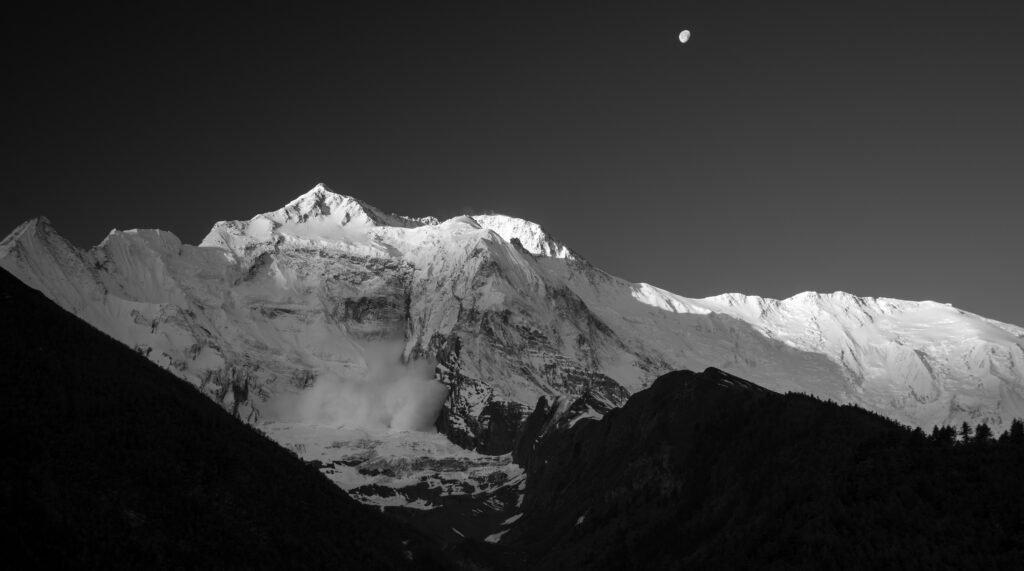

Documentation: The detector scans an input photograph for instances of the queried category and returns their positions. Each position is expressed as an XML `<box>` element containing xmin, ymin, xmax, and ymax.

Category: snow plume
<box><xmin>289</xmin><ymin>341</ymin><xmax>448</xmax><ymax>432</ymax></box>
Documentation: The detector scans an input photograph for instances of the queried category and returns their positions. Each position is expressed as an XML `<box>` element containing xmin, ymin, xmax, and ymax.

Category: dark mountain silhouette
<box><xmin>0</xmin><ymin>267</ymin><xmax>449</xmax><ymax>570</ymax></box>
<box><xmin>498</xmin><ymin>368</ymin><xmax>1024</xmax><ymax>570</ymax></box>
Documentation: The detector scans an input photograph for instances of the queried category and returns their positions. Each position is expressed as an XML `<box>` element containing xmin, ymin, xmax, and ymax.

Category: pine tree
<box><xmin>973</xmin><ymin>423</ymin><xmax>993</xmax><ymax>444</ymax></box>
<box><xmin>930</xmin><ymin>425</ymin><xmax>955</xmax><ymax>446</ymax></box>
<box><xmin>958</xmin><ymin>422</ymin><xmax>973</xmax><ymax>443</ymax></box>
<box><xmin>1007</xmin><ymin>419</ymin><xmax>1024</xmax><ymax>444</ymax></box>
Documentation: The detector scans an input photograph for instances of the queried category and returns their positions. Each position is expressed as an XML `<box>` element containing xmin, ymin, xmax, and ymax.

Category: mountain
<box><xmin>0</xmin><ymin>267</ymin><xmax>449</xmax><ymax>569</ymax></box>
<box><xmin>2</xmin><ymin>183</ymin><xmax>1023</xmax><ymax>462</ymax></box>
<box><xmin>497</xmin><ymin>368</ymin><xmax>1024</xmax><ymax>570</ymax></box>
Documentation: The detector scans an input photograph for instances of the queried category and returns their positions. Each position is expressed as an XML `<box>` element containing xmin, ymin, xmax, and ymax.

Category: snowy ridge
<box><xmin>472</xmin><ymin>214</ymin><xmax>575</xmax><ymax>259</ymax></box>
<box><xmin>276</xmin><ymin>185</ymin><xmax>425</xmax><ymax>228</ymax></box>
<box><xmin>613</xmin><ymin>283</ymin><xmax>1024</xmax><ymax>426</ymax></box>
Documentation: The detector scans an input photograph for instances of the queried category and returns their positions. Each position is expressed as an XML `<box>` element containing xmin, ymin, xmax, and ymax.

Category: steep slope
<box><xmin>499</xmin><ymin>368</ymin><xmax>1024</xmax><ymax>570</ymax></box>
<box><xmin>2</xmin><ymin>183</ymin><xmax>1022</xmax><ymax>460</ymax></box>
<box><xmin>0</xmin><ymin>267</ymin><xmax>448</xmax><ymax>569</ymax></box>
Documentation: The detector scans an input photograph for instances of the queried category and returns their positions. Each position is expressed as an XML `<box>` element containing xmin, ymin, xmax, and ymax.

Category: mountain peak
<box><xmin>2</xmin><ymin>215</ymin><xmax>52</xmax><ymax>240</ymax></box>
<box><xmin>274</xmin><ymin>184</ymin><xmax>412</xmax><ymax>228</ymax></box>
<box><xmin>274</xmin><ymin>184</ymin><xmax>435</xmax><ymax>230</ymax></box>
<box><xmin>199</xmin><ymin>184</ymin><xmax>438</xmax><ymax>256</ymax></box>
<box><xmin>0</xmin><ymin>216</ymin><xmax>61</xmax><ymax>258</ymax></box>
<box><xmin>201</xmin><ymin>185</ymin><xmax>575</xmax><ymax>260</ymax></box>
<box><xmin>281</xmin><ymin>183</ymin><xmax>342</xmax><ymax>217</ymax></box>
<box><xmin>472</xmin><ymin>214</ymin><xmax>575</xmax><ymax>259</ymax></box>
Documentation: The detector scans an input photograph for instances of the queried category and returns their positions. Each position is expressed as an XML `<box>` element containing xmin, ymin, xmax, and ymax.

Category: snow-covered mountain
<box><xmin>3</xmin><ymin>184</ymin><xmax>1024</xmax><ymax>456</ymax></box>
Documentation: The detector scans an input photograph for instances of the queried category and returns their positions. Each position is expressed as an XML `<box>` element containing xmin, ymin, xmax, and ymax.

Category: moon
<box><xmin>678</xmin><ymin>30</ymin><xmax>691</xmax><ymax>44</ymax></box>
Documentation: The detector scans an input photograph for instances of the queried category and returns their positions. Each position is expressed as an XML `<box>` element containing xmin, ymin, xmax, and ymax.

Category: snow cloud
<box><xmin>278</xmin><ymin>341</ymin><xmax>448</xmax><ymax>432</ymax></box>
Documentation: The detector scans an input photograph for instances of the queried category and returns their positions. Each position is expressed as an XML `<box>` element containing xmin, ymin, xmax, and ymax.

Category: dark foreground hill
<box><xmin>499</xmin><ymin>368</ymin><xmax>1024</xmax><ymax>570</ymax></box>
<box><xmin>0</xmin><ymin>268</ymin><xmax>448</xmax><ymax>570</ymax></box>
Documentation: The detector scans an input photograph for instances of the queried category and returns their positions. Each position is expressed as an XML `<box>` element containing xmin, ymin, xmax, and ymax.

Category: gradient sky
<box><xmin>3</xmin><ymin>1</ymin><xmax>1022</xmax><ymax>325</ymax></box>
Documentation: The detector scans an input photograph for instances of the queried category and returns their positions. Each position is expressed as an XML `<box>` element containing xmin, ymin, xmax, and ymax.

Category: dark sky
<box><xmin>3</xmin><ymin>1</ymin><xmax>1022</xmax><ymax>325</ymax></box>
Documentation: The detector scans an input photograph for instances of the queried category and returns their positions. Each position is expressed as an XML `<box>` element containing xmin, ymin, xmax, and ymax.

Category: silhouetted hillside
<box><xmin>503</xmin><ymin>368</ymin><xmax>1024</xmax><ymax>570</ymax></box>
<box><xmin>0</xmin><ymin>268</ymin><xmax>447</xmax><ymax>569</ymax></box>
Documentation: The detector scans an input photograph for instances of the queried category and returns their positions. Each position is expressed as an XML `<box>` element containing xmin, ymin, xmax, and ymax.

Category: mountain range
<box><xmin>3</xmin><ymin>183</ymin><xmax>1021</xmax><ymax>458</ymax></box>
<box><xmin>4</xmin><ymin>193</ymin><xmax>1024</xmax><ymax>567</ymax></box>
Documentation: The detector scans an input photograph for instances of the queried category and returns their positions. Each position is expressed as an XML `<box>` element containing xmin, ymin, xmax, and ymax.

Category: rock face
<box><xmin>2</xmin><ymin>184</ymin><xmax>1024</xmax><ymax>454</ymax></box>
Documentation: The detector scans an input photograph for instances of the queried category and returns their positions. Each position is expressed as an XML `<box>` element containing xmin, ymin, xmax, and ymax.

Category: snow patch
<box><xmin>485</xmin><ymin>530</ymin><xmax>509</xmax><ymax>543</ymax></box>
